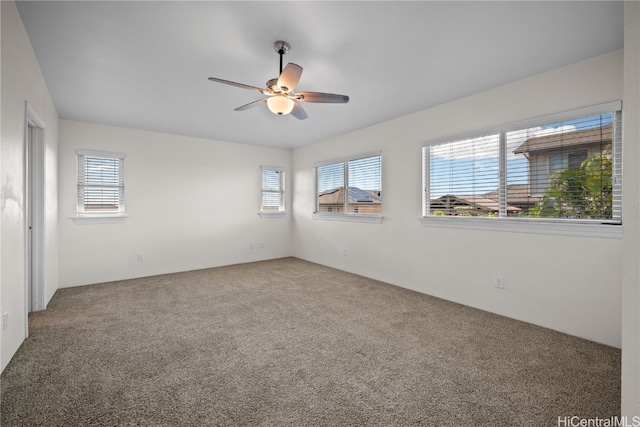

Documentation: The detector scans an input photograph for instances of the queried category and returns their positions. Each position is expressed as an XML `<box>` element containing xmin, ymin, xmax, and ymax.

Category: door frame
<box><xmin>24</xmin><ymin>102</ymin><xmax>46</xmax><ymax>336</ymax></box>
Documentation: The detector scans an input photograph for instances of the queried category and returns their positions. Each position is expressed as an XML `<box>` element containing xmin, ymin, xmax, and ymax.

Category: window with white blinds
<box><xmin>77</xmin><ymin>150</ymin><xmax>125</xmax><ymax>215</ymax></box>
<box><xmin>261</xmin><ymin>167</ymin><xmax>285</xmax><ymax>213</ymax></box>
<box><xmin>427</xmin><ymin>133</ymin><xmax>500</xmax><ymax>217</ymax></box>
<box><xmin>423</xmin><ymin>102</ymin><xmax>622</xmax><ymax>225</ymax></box>
<box><xmin>315</xmin><ymin>154</ymin><xmax>382</xmax><ymax>217</ymax></box>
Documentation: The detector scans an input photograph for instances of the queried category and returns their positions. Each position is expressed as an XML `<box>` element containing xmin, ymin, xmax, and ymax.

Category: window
<box><xmin>260</xmin><ymin>167</ymin><xmax>285</xmax><ymax>215</ymax></box>
<box><xmin>76</xmin><ymin>150</ymin><xmax>125</xmax><ymax>218</ymax></box>
<box><xmin>422</xmin><ymin>102</ymin><xmax>622</xmax><ymax>234</ymax></box>
<box><xmin>549</xmin><ymin>153</ymin><xmax>566</xmax><ymax>175</ymax></box>
<box><xmin>549</xmin><ymin>151</ymin><xmax>588</xmax><ymax>175</ymax></box>
<box><xmin>427</xmin><ymin>133</ymin><xmax>500</xmax><ymax>217</ymax></box>
<box><xmin>314</xmin><ymin>153</ymin><xmax>382</xmax><ymax>221</ymax></box>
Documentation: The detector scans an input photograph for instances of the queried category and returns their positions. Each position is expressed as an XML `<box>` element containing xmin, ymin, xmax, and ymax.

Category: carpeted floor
<box><xmin>1</xmin><ymin>257</ymin><xmax>620</xmax><ymax>426</ymax></box>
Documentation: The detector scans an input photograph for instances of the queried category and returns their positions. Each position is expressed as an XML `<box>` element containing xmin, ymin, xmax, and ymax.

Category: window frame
<box><xmin>420</xmin><ymin>101</ymin><xmax>622</xmax><ymax>238</ymax></box>
<box><xmin>259</xmin><ymin>166</ymin><xmax>286</xmax><ymax>218</ymax></box>
<box><xmin>313</xmin><ymin>152</ymin><xmax>383</xmax><ymax>223</ymax></box>
<box><xmin>74</xmin><ymin>149</ymin><xmax>126</xmax><ymax>224</ymax></box>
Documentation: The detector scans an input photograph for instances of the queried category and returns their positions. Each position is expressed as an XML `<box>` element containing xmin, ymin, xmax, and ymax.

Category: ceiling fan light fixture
<box><xmin>267</xmin><ymin>95</ymin><xmax>294</xmax><ymax>115</ymax></box>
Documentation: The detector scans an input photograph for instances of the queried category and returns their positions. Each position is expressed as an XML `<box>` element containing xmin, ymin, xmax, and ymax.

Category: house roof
<box><xmin>513</xmin><ymin>124</ymin><xmax>612</xmax><ymax>155</ymax></box>
<box><xmin>483</xmin><ymin>184</ymin><xmax>539</xmax><ymax>205</ymax></box>
<box><xmin>319</xmin><ymin>187</ymin><xmax>381</xmax><ymax>204</ymax></box>
<box><xmin>430</xmin><ymin>195</ymin><xmax>521</xmax><ymax>212</ymax></box>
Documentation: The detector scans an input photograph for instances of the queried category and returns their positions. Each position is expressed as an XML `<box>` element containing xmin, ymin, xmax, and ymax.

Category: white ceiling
<box><xmin>15</xmin><ymin>1</ymin><xmax>623</xmax><ymax>149</ymax></box>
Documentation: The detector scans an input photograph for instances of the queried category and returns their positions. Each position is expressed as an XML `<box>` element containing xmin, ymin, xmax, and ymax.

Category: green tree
<box><xmin>528</xmin><ymin>153</ymin><xmax>612</xmax><ymax>219</ymax></box>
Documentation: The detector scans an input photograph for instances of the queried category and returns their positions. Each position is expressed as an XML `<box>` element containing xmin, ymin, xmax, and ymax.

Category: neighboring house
<box><xmin>483</xmin><ymin>184</ymin><xmax>538</xmax><ymax>212</ymax></box>
<box><xmin>512</xmin><ymin>123</ymin><xmax>612</xmax><ymax>196</ymax></box>
<box><xmin>429</xmin><ymin>194</ymin><xmax>521</xmax><ymax>216</ymax></box>
<box><xmin>318</xmin><ymin>186</ymin><xmax>382</xmax><ymax>214</ymax></box>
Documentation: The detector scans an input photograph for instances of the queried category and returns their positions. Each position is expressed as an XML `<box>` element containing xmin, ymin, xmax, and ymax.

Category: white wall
<box><xmin>58</xmin><ymin>120</ymin><xmax>292</xmax><ymax>287</ymax></box>
<box><xmin>622</xmin><ymin>1</ymin><xmax>640</xmax><ymax>417</ymax></box>
<box><xmin>1</xmin><ymin>0</ymin><xmax>59</xmax><ymax>371</ymax></box>
<box><xmin>292</xmin><ymin>50</ymin><xmax>623</xmax><ymax>348</ymax></box>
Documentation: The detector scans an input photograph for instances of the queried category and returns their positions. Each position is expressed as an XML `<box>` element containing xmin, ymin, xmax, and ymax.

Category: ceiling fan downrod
<box><xmin>273</xmin><ymin>40</ymin><xmax>291</xmax><ymax>75</ymax></box>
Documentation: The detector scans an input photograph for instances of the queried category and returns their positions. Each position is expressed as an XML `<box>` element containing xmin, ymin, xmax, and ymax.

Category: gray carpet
<box><xmin>1</xmin><ymin>257</ymin><xmax>620</xmax><ymax>426</ymax></box>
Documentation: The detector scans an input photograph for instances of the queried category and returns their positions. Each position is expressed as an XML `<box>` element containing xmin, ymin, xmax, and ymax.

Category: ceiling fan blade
<box><xmin>290</xmin><ymin>101</ymin><xmax>308</xmax><ymax>120</ymax></box>
<box><xmin>295</xmin><ymin>91</ymin><xmax>349</xmax><ymax>103</ymax></box>
<box><xmin>234</xmin><ymin>98</ymin><xmax>267</xmax><ymax>111</ymax></box>
<box><xmin>208</xmin><ymin>77</ymin><xmax>265</xmax><ymax>93</ymax></box>
<box><xmin>277</xmin><ymin>63</ymin><xmax>303</xmax><ymax>93</ymax></box>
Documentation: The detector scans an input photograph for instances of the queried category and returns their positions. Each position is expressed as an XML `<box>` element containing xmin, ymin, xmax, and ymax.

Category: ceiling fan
<box><xmin>208</xmin><ymin>40</ymin><xmax>349</xmax><ymax>120</ymax></box>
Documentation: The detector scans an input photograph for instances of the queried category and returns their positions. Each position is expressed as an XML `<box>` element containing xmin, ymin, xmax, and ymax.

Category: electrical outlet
<box><xmin>495</xmin><ymin>277</ymin><xmax>504</xmax><ymax>289</ymax></box>
<box><xmin>137</xmin><ymin>253</ymin><xmax>144</xmax><ymax>262</ymax></box>
<box><xmin>3</xmin><ymin>312</ymin><xmax>9</xmax><ymax>330</ymax></box>
<box><xmin>259</xmin><ymin>243</ymin><xmax>264</xmax><ymax>249</ymax></box>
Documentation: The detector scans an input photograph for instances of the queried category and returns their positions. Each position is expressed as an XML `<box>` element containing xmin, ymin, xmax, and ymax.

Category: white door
<box><xmin>25</xmin><ymin>103</ymin><xmax>46</xmax><ymax>324</ymax></box>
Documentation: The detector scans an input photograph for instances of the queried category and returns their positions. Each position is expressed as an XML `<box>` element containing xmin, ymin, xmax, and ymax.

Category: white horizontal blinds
<box><xmin>347</xmin><ymin>155</ymin><xmax>382</xmax><ymax>214</ymax></box>
<box><xmin>422</xmin><ymin>147</ymin><xmax>430</xmax><ymax>216</ymax></box>
<box><xmin>428</xmin><ymin>134</ymin><xmax>500</xmax><ymax>217</ymax></box>
<box><xmin>77</xmin><ymin>151</ymin><xmax>124</xmax><ymax>214</ymax></box>
<box><xmin>505</xmin><ymin>127</ymin><xmax>533</xmax><ymax>218</ymax></box>
<box><xmin>422</xmin><ymin>102</ymin><xmax>622</xmax><ymax>224</ymax></box>
<box><xmin>315</xmin><ymin>162</ymin><xmax>345</xmax><ymax>213</ymax></box>
<box><xmin>261</xmin><ymin>168</ymin><xmax>284</xmax><ymax>212</ymax></box>
<box><xmin>611</xmin><ymin>110</ymin><xmax>622</xmax><ymax>222</ymax></box>
<box><xmin>506</xmin><ymin>112</ymin><xmax>618</xmax><ymax>221</ymax></box>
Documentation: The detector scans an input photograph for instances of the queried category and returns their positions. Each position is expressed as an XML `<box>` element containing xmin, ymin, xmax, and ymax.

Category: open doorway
<box><xmin>25</xmin><ymin>102</ymin><xmax>46</xmax><ymax>336</ymax></box>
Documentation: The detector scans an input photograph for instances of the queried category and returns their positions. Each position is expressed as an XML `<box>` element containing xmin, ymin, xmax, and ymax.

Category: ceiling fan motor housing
<box><xmin>273</xmin><ymin>40</ymin><xmax>291</xmax><ymax>55</ymax></box>
<box><xmin>266</xmin><ymin>78</ymin><xmax>280</xmax><ymax>92</ymax></box>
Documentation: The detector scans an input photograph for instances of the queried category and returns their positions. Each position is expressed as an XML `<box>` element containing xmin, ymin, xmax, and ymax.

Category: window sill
<box><xmin>419</xmin><ymin>216</ymin><xmax>622</xmax><ymax>239</ymax></box>
<box><xmin>313</xmin><ymin>212</ymin><xmax>383</xmax><ymax>223</ymax></box>
<box><xmin>258</xmin><ymin>211</ymin><xmax>286</xmax><ymax>218</ymax></box>
<box><xmin>73</xmin><ymin>215</ymin><xmax>128</xmax><ymax>225</ymax></box>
